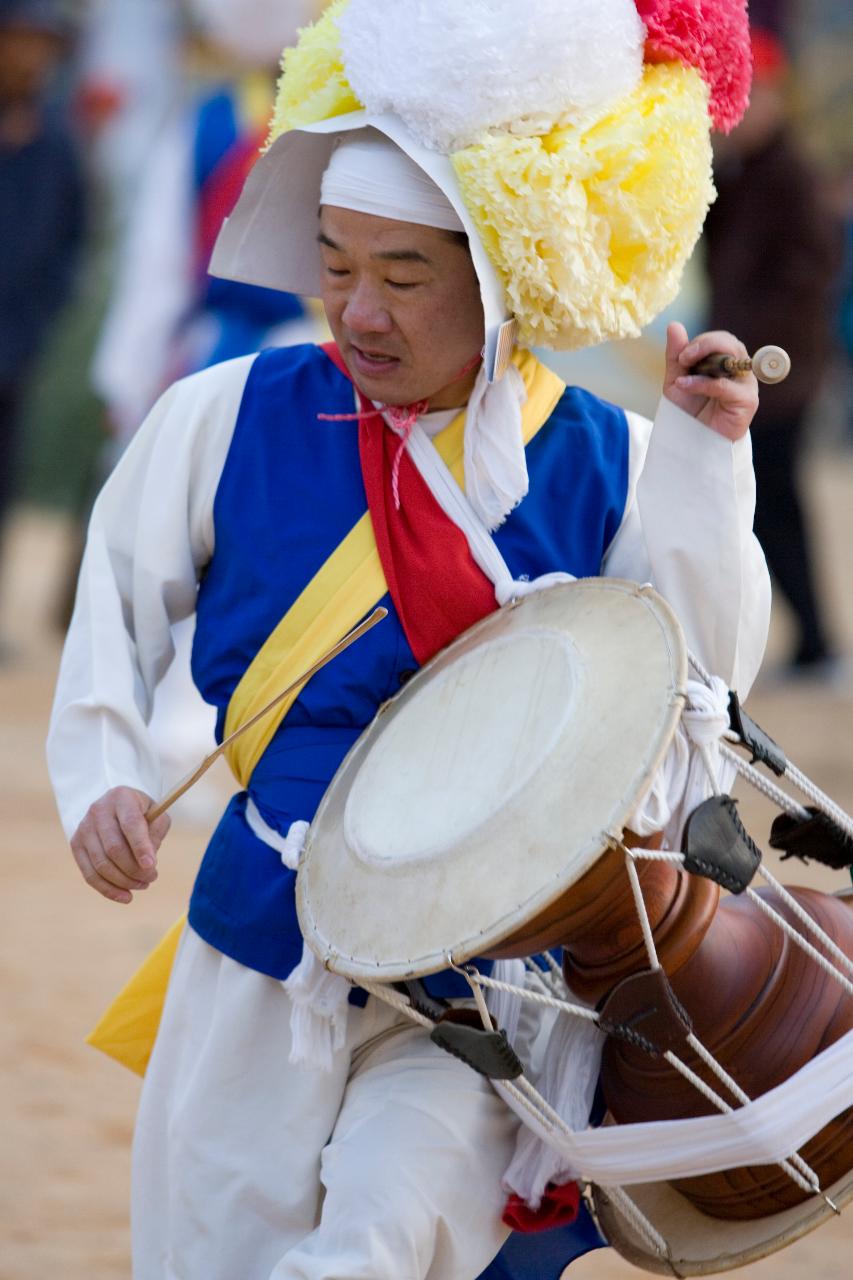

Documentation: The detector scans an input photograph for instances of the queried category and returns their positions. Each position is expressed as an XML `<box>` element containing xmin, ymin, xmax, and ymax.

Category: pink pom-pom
<box><xmin>636</xmin><ymin>0</ymin><xmax>752</xmax><ymax>132</ymax></box>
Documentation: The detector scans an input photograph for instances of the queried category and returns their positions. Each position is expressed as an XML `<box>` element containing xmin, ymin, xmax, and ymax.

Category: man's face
<box><xmin>0</xmin><ymin>27</ymin><xmax>64</xmax><ymax>104</ymax></box>
<box><xmin>319</xmin><ymin>206</ymin><xmax>485</xmax><ymax>409</ymax></box>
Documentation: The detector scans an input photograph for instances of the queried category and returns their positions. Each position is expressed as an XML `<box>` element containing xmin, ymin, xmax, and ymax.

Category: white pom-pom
<box><xmin>337</xmin><ymin>0</ymin><xmax>646</xmax><ymax>152</ymax></box>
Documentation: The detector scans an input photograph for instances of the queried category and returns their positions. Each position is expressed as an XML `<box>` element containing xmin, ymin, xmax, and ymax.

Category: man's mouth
<box><xmin>349</xmin><ymin>344</ymin><xmax>401</xmax><ymax>375</ymax></box>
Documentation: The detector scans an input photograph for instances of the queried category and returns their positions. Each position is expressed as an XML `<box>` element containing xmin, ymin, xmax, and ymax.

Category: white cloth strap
<box><xmin>461</xmin><ymin>361</ymin><xmax>530</xmax><ymax>530</ymax></box>
<box><xmin>245</xmin><ymin>798</ymin><xmax>306</xmax><ymax>867</ymax></box>
<box><xmin>404</xmin><ymin>415</ymin><xmax>575</xmax><ymax>602</ymax></box>
<box><xmin>496</xmin><ymin>1026</ymin><xmax>853</xmax><ymax>1186</ymax></box>
<box><xmin>244</xmin><ymin>803</ymin><xmax>353</xmax><ymax>1068</ymax></box>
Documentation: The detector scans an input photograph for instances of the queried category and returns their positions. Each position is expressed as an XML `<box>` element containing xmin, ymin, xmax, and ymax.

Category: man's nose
<box><xmin>341</xmin><ymin>281</ymin><xmax>393</xmax><ymax>334</ymax></box>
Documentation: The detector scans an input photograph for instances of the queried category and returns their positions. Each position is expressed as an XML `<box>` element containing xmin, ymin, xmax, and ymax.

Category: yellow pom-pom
<box><xmin>268</xmin><ymin>0</ymin><xmax>362</xmax><ymax>146</ymax></box>
<box><xmin>452</xmin><ymin>63</ymin><xmax>715</xmax><ymax>350</ymax></box>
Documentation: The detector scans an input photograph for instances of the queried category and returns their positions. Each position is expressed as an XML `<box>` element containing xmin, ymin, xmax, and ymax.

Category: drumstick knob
<box><xmin>751</xmin><ymin>344</ymin><xmax>791</xmax><ymax>384</ymax></box>
<box><xmin>689</xmin><ymin>345</ymin><xmax>791</xmax><ymax>384</ymax></box>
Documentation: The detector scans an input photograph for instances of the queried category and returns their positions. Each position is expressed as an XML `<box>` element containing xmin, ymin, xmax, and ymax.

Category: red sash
<box><xmin>321</xmin><ymin>343</ymin><xmax>497</xmax><ymax>665</ymax></box>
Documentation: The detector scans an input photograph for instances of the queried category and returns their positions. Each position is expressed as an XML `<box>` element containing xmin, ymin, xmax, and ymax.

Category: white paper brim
<box><xmin>208</xmin><ymin>110</ymin><xmax>512</xmax><ymax>380</ymax></box>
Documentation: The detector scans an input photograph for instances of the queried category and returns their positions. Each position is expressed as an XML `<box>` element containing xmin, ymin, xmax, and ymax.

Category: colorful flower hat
<box><xmin>211</xmin><ymin>0</ymin><xmax>752</xmax><ymax>379</ymax></box>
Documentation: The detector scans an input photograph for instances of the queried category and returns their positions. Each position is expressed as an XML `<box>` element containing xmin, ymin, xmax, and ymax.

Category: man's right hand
<box><xmin>70</xmin><ymin>787</ymin><xmax>171</xmax><ymax>904</ymax></box>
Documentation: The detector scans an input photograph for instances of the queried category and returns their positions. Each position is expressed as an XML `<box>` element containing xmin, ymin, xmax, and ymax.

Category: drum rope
<box><xmin>510</xmin><ymin>1073</ymin><xmax>579</xmax><ymax>1135</ymax></box>
<box><xmin>359</xmin><ymin>974</ymin><xmax>596</xmax><ymax>1161</ymax></box>
<box><xmin>685</xmin><ymin>650</ymin><xmax>720</xmax><ymax>686</ymax></box>
<box><xmin>782</xmin><ymin>759</ymin><xmax>853</xmax><ymax>840</ymax></box>
<box><xmin>536</xmin><ymin>950</ymin><xmax>569</xmax><ymax>989</ymax></box>
<box><xmin>720</xmin><ymin>742</ymin><xmax>810</xmax><ymax>818</ymax></box>
<box><xmin>683</xmin><ymin>1034</ymin><xmax>823</xmax><ymax>1194</ymax></box>
<box><xmin>597</xmin><ymin>1185</ymin><xmax>672</xmax><ymax>1262</ymax></box>
<box><xmin>661</xmin><ymin>1049</ymin><xmax>819</xmax><ymax>1197</ymax></box>
<box><xmin>541</xmin><ymin>949</ymin><xmax>565</xmax><ymax>980</ymax></box>
<box><xmin>623</xmin><ymin>849</ymin><xmax>686</xmax><ymax>863</ymax></box>
<box><xmin>617</xmin><ymin>843</ymin><xmax>831</xmax><ymax>1199</ymax></box>
<box><xmin>689</xmin><ymin>646</ymin><xmax>853</xmax><ymax>838</ymax></box>
<box><xmin>504</xmin><ymin>1072</ymin><xmax>673</xmax><ymax>1262</ymax></box>
<box><xmin>523</xmin><ymin>956</ymin><xmax>566</xmax><ymax>997</ymax></box>
<box><xmin>460</xmin><ymin>970</ymin><xmax>599</xmax><ymax>1023</ymax></box>
<box><xmin>621</xmin><ymin>845</ymin><xmax>662</xmax><ymax>971</ymax></box>
<box><xmin>750</xmin><ymin>863</ymin><xmax>853</xmax><ymax>978</ymax></box>
<box><xmin>358</xmin><ymin>978</ymin><xmax>435</xmax><ymax>1030</ymax></box>
<box><xmin>742</xmin><ymin>887</ymin><xmax>853</xmax><ymax>995</ymax></box>
<box><xmin>470</xmin><ymin>970</ymin><xmax>495</xmax><ymax>1030</ymax></box>
<box><xmin>366</xmin><ymin>964</ymin><xmax>849</xmax><ymax>1209</ymax></box>
<box><xmin>522</xmin><ymin>958</ymin><xmax>553</xmax><ymax>993</ymax></box>
<box><xmin>626</xmin><ymin>846</ymin><xmax>853</xmax><ymax>980</ymax></box>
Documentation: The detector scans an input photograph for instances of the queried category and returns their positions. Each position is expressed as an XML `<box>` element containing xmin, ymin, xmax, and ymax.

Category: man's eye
<box><xmin>387</xmin><ymin>280</ymin><xmax>420</xmax><ymax>290</ymax></box>
<box><xmin>325</xmin><ymin>266</ymin><xmax>350</xmax><ymax>278</ymax></box>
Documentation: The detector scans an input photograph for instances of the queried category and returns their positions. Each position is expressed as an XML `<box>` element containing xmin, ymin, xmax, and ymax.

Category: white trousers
<box><xmin>132</xmin><ymin>928</ymin><xmax>518</xmax><ymax>1280</ymax></box>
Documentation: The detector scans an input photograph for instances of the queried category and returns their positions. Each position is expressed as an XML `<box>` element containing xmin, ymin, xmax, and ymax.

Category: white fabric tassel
<box><xmin>245</xmin><ymin>811</ymin><xmax>353</xmax><ymax>1071</ymax></box>
<box><xmin>484</xmin><ymin>959</ymin><xmax>526</xmax><ymax>1046</ymax></box>
<box><xmin>280</xmin><ymin>819</ymin><xmax>310</xmax><ymax>871</ymax></box>
<box><xmin>463</xmin><ymin>362</ymin><xmax>529</xmax><ymax>531</ymax></box>
<box><xmin>283</xmin><ymin>944</ymin><xmax>352</xmax><ymax>1071</ymax></box>
<box><xmin>502</xmin><ymin>1005</ymin><xmax>604</xmax><ymax>1207</ymax></box>
<box><xmin>628</xmin><ymin>673</ymin><xmax>736</xmax><ymax>847</ymax></box>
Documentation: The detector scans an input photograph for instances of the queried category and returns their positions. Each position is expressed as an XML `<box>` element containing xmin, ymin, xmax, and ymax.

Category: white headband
<box><xmin>320</xmin><ymin>129</ymin><xmax>466</xmax><ymax>234</ymax></box>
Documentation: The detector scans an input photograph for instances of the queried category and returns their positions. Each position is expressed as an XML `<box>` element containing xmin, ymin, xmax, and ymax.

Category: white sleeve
<box><xmin>602</xmin><ymin>396</ymin><xmax>771</xmax><ymax>696</ymax></box>
<box><xmin>46</xmin><ymin>355</ymin><xmax>257</xmax><ymax>837</ymax></box>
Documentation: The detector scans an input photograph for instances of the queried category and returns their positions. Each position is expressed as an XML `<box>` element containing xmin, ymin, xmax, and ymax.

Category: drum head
<box><xmin>297</xmin><ymin>579</ymin><xmax>686</xmax><ymax>981</ymax></box>
<box><xmin>593</xmin><ymin>1168</ymin><xmax>853</xmax><ymax>1275</ymax></box>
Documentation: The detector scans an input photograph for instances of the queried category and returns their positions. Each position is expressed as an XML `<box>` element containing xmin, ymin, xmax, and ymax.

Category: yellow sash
<box><xmin>86</xmin><ymin>351</ymin><xmax>565</xmax><ymax>1075</ymax></box>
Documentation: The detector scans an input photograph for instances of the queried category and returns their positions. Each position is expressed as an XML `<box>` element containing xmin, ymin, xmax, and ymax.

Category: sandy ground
<box><xmin>1</xmin><ymin>448</ymin><xmax>852</xmax><ymax>1280</ymax></box>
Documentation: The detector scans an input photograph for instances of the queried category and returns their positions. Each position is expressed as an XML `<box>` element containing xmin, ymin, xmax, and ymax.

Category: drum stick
<box><xmin>689</xmin><ymin>344</ymin><xmax>791</xmax><ymax>385</ymax></box>
<box><xmin>147</xmin><ymin>606</ymin><xmax>388</xmax><ymax>823</ymax></box>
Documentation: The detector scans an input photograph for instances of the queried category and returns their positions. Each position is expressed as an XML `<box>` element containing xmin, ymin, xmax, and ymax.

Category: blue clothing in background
<box><xmin>0</xmin><ymin>109</ymin><xmax>85</xmax><ymax>381</ymax></box>
<box><xmin>189</xmin><ymin>87</ymin><xmax>303</xmax><ymax>368</ymax></box>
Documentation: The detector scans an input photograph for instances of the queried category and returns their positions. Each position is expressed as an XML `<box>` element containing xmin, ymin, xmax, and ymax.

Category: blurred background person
<box><xmin>77</xmin><ymin>0</ymin><xmax>182</xmax><ymax>232</ymax></box>
<box><xmin>703</xmin><ymin>25</ymin><xmax>844</xmax><ymax>682</ymax></box>
<box><xmin>91</xmin><ymin>0</ymin><xmax>322</xmax><ymax>448</ymax></box>
<box><xmin>0</xmin><ymin>0</ymin><xmax>84</xmax><ymax>654</ymax></box>
<box><xmin>13</xmin><ymin>0</ymin><xmax>183</xmax><ymax>646</ymax></box>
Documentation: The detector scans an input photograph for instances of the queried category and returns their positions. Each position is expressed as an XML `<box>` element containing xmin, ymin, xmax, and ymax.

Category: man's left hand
<box><xmin>663</xmin><ymin>322</ymin><xmax>758</xmax><ymax>442</ymax></box>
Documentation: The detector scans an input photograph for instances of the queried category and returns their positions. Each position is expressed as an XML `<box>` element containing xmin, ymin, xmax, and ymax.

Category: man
<box><xmin>48</xmin><ymin>3</ymin><xmax>768</xmax><ymax>1277</ymax></box>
